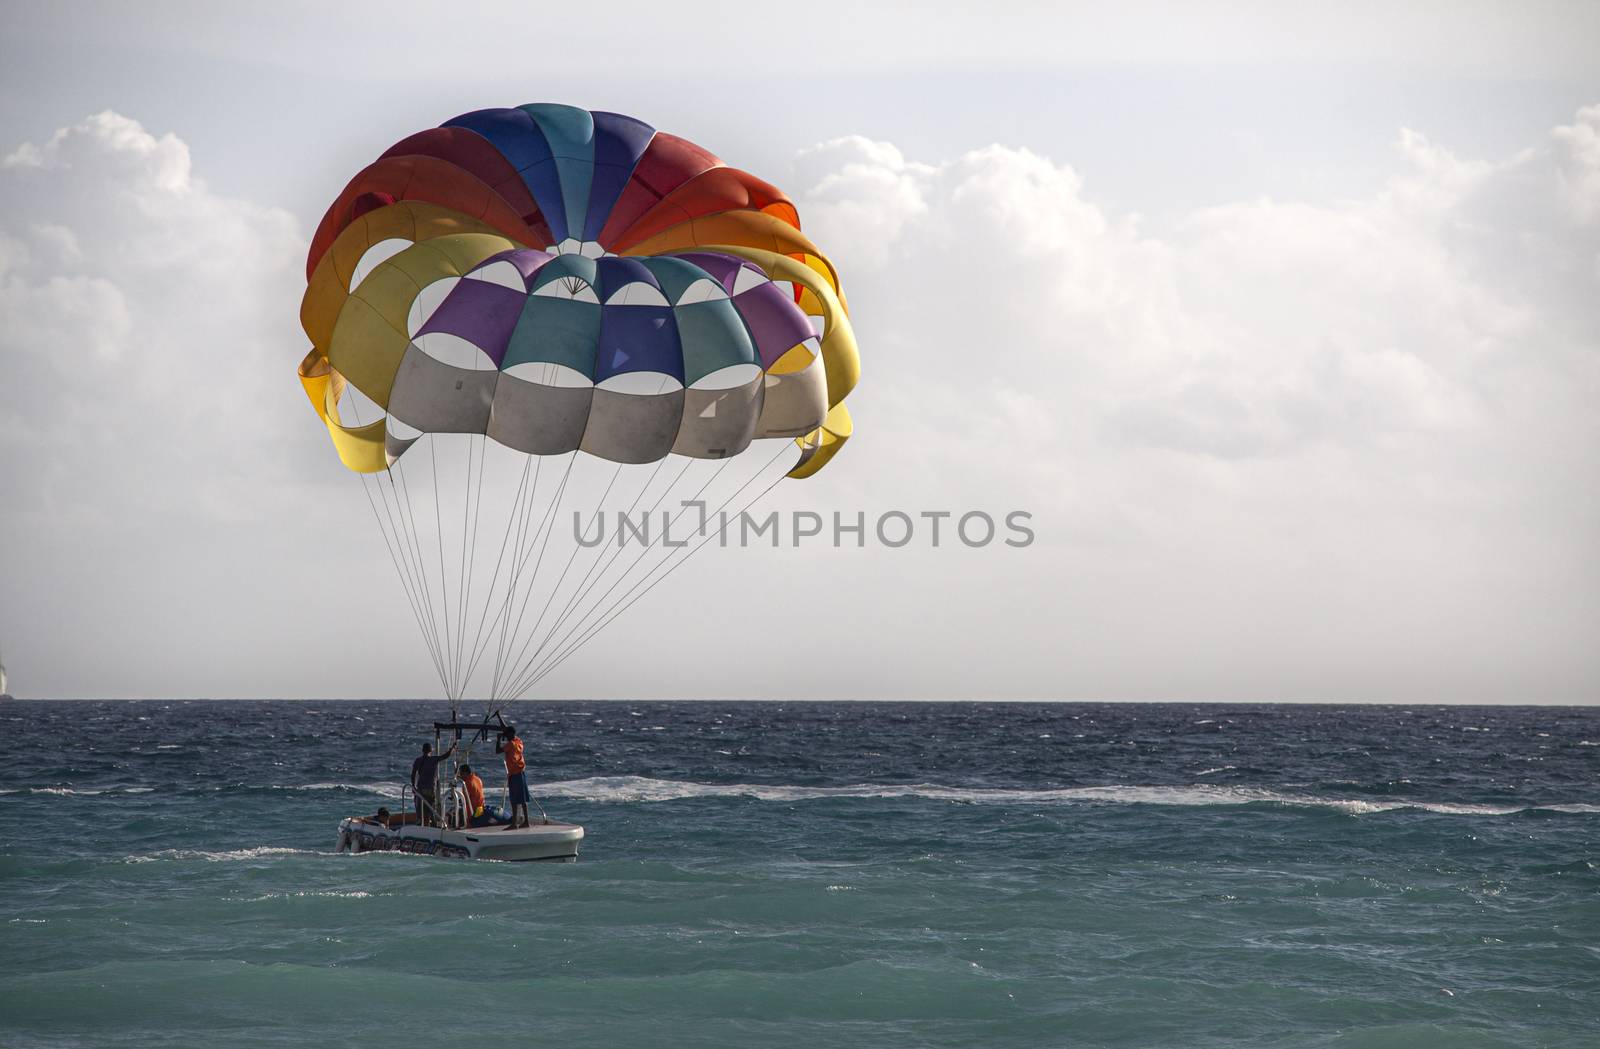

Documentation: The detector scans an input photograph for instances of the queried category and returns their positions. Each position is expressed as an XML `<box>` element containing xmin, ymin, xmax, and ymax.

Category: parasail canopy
<box><xmin>292</xmin><ymin>104</ymin><xmax>863</xmax><ymax>711</ymax></box>
<box><xmin>298</xmin><ymin>103</ymin><xmax>858</xmax><ymax>479</ymax></box>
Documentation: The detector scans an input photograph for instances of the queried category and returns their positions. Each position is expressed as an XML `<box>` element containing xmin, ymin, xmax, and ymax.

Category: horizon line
<box><xmin>5</xmin><ymin>696</ymin><xmax>1597</xmax><ymax>707</ymax></box>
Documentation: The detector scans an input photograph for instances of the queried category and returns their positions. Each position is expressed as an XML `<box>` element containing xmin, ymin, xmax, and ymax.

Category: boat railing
<box><xmin>390</xmin><ymin>768</ymin><xmax>545</xmax><ymax>830</ymax></box>
<box><xmin>445</xmin><ymin>784</ymin><xmax>468</xmax><ymax>829</ymax></box>
<box><xmin>397</xmin><ymin>781</ymin><xmax>448</xmax><ymax>828</ymax></box>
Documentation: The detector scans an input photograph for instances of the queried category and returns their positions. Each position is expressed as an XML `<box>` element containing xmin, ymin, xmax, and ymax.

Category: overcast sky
<box><xmin>0</xmin><ymin>2</ymin><xmax>1596</xmax><ymax>702</ymax></box>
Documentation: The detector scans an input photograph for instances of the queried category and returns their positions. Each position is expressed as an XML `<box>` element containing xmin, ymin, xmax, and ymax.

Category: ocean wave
<box><xmin>277</xmin><ymin>781</ymin><xmax>397</xmax><ymax>796</ymax></box>
<box><xmin>185</xmin><ymin>781</ymin><xmax>401</xmax><ymax>797</ymax></box>
<box><xmin>124</xmin><ymin>847</ymin><xmax>319</xmax><ymax>864</ymax></box>
<box><xmin>529</xmin><ymin>775</ymin><xmax>1600</xmax><ymax>816</ymax></box>
<box><xmin>0</xmin><ymin>786</ymin><xmax>155</xmax><ymax>796</ymax></box>
<box><xmin>6</xmin><ymin>782</ymin><xmax>409</xmax><ymax>800</ymax></box>
<box><xmin>239</xmin><ymin>890</ymin><xmax>375</xmax><ymax>901</ymax></box>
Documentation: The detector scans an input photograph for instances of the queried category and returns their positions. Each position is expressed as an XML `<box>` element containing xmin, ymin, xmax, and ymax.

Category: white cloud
<box><xmin>4</xmin><ymin>111</ymin><xmax>193</xmax><ymax>192</ymax></box>
<box><xmin>0</xmin><ymin>110</ymin><xmax>308</xmax><ymax>513</ymax></box>
<box><xmin>0</xmin><ymin>112</ymin><xmax>355</xmax><ymax>697</ymax></box>
<box><xmin>785</xmin><ymin>105</ymin><xmax>1599</xmax><ymax>700</ymax></box>
<box><xmin>0</xmin><ymin>104</ymin><xmax>1595</xmax><ymax>702</ymax></box>
<box><xmin>796</xmin><ymin>137</ymin><xmax>934</xmax><ymax>270</ymax></box>
<box><xmin>804</xmin><ymin>118</ymin><xmax>1586</xmax><ymax>467</ymax></box>
<box><xmin>1553</xmin><ymin>104</ymin><xmax>1600</xmax><ymax>225</ymax></box>
<box><xmin>29</xmin><ymin>224</ymin><xmax>82</xmax><ymax>264</ymax></box>
<box><xmin>0</xmin><ymin>272</ymin><xmax>131</xmax><ymax>363</ymax></box>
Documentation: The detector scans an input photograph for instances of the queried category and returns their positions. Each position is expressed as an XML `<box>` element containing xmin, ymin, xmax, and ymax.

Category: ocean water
<box><xmin>0</xmin><ymin>701</ymin><xmax>1596</xmax><ymax>1049</ymax></box>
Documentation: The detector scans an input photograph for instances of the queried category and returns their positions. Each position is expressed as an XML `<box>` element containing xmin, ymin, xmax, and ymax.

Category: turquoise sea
<box><xmin>1</xmin><ymin>700</ymin><xmax>1596</xmax><ymax>1048</ymax></box>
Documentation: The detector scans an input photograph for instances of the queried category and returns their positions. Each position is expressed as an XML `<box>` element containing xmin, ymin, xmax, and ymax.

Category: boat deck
<box><xmin>458</xmin><ymin>821</ymin><xmax>582</xmax><ymax>838</ymax></box>
<box><xmin>339</xmin><ymin>815</ymin><xmax>583</xmax><ymax>861</ymax></box>
<box><xmin>347</xmin><ymin>816</ymin><xmax>580</xmax><ymax>837</ymax></box>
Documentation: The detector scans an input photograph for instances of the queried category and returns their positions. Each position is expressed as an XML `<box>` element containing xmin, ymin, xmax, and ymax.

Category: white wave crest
<box><xmin>124</xmin><ymin>847</ymin><xmax>318</xmax><ymax>864</ymax></box>
<box><xmin>280</xmin><ymin>782</ymin><xmax>398</xmax><ymax>796</ymax></box>
<box><xmin>0</xmin><ymin>786</ymin><xmax>155</xmax><ymax>796</ymax></box>
<box><xmin>530</xmin><ymin>776</ymin><xmax>1600</xmax><ymax>816</ymax></box>
<box><xmin>240</xmin><ymin>890</ymin><xmax>374</xmax><ymax>901</ymax></box>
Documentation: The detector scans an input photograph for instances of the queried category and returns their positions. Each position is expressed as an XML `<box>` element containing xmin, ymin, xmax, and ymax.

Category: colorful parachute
<box><xmin>298</xmin><ymin>103</ymin><xmax>856</xmax><ymax>479</ymax></box>
<box><xmin>295</xmin><ymin>105</ymin><xmax>859</xmax><ymax>706</ymax></box>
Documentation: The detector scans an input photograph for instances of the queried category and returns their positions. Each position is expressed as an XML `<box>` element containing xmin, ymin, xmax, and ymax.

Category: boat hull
<box><xmin>336</xmin><ymin>816</ymin><xmax>582</xmax><ymax>862</ymax></box>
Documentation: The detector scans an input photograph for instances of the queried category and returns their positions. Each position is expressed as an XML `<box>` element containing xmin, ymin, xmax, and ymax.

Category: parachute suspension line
<box><xmin>489</xmin><ymin>450</ymin><xmax>579</xmax><ymax>701</ymax></box>
<box><xmin>393</xmin><ymin>455</ymin><xmax>451</xmax><ymax>700</ymax></box>
<box><xmin>451</xmin><ymin>434</ymin><xmax>486</xmax><ymax>704</ymax></box>
<box><xmin>377</xmin><ymin>463</ymin><xmax>448</xmax><ymax>694</ymax></box>
<box><xmin>480</xmin><ymin>450</ymin><xmax>563</xmax><ymax>703</ymax></box>
<box><xmin>499</xmin><ymin>454</ymin><xmax>704</xmax><ymax>699</ymax></box>
<box><xmin>456</xmin><ymin>453</ymin><xmax>534</xmax><ymax>699</ymax></box>
<box><xmin>464</xmin><ymin>489</ymin><xmax>537</xmax><ymax>709</ymax></box>
<box><xmin>527</xmin><ymin>455</ymin><xmax>682</xmax><ymax>669</ymax></box>
<box><xmin>445</xmin><ymin>436</ymin><xmax>467</xmax><ymax>703</ymax></box>
<box><xmin>376</xmin><ymin>466</ymin><xmax>449</xmax><ymax>690</ymax></box>
<box><xmin>492</xmin><ymin>460</ymin><xmax>626</xmax><ymax>702</ymax></box>
<box><xmin>512</xmin><ymin>443</ymin><xmax>798</xmax><ymax>698</ymax></box>
<box><xmin>500</xmin><ymin>455</ymin><xmax>737</xmax><ymax>699</ymax></box>
<box><xmin>499</xmin><ymin>457</ymin><xmax>717</xmax><ymax>700</ymax></box>
<box><xmin>343</xmin><ymin>396</ymin><xmax>447</xmax><ymax>695</ymax></box>
<box><xmin>360</xmin><ymin>472</ymin><xmax>449</xmax><ymax>690</ymax></box>
<box><xmin>482</xmin><ymin>450</ymin><xmax>552</xmax><ymax>702</ymax></box>
<box><xmin>425</xmin><ymin>436</ymin><xmax>460</xmax><ymax>709</ymax></box>
<box><xmin>449</xmin><ymin>434</ymin><xmax>471</xmax><ymax>700</ymax></box>
<box><xmin>540</xmin><ymin>444</ymin><xmax>796</xmax><ymax>693</ymax></box>
<box><xmin>492</xmin><ymin>448</ymin><xmax>582</xmax><ymax>699</ymax></box>
<box><xmin>486</xmin><ymin>374</ymin><xmax>702</xmax><ymax>697</ymax></box>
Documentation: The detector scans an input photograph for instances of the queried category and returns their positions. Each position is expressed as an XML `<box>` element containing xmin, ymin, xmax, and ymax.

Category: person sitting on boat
<box><xmin>456</xmin><ymin>765</ymin><xmax>499</xmax><ymax>828</ymax></box>
<box><xmin>495</xmin><ymin>726</ymin><xmax>532</xmax><ymax>829</ymax></box>
<box><xmin>410</xmin><ymin>740</ymin><xmax>455</xmax><ymax>826</ymax></box>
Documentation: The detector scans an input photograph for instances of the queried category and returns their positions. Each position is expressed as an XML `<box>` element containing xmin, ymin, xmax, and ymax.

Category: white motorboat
<box><xmin>336</xmin><ymin>813</ymin><xmax>582</xmax><ymax>862</ymax></box>
<box><xmin>336</xmin><ymin>717</ymin><xmax>583</xmax><ymax>862</ymax></box>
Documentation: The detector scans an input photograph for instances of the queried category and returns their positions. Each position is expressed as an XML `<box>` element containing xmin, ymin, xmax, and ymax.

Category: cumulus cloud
<box><xmin>0</xmin><ymin>112</ymin><xmax>308</xmax><ymax>516</ymax></box>
<box><xmin>786</xmin><ymin>106</ymin><xmax>1599</xmax><ymax>700</ymax></box>
<box><xmin>0</xmin><ymin>112</ymin><xmax>352</xmax><ymax>697</ymax></box>
<box><xmin>1552</xmin><ymin>104</ymin><xmax>1600</xmax><ymax>225</ymax></box>
<box><xmin>0</xmin><ymin>106</ymin><xmax>1595</xmax><ymax>701</ymax></box>
<box><xmin>3</xmin><ymin>110</ymin><xmax>193</xmax><ymax>190</ymax></box>
<box><xmin>795</xmin><ymin>137</ymin><xmax>935</xmax><ymax>269</ymax></box>
<box><xmin>801</xmin><ymin>124</ymin><xmax>1565</xmax><ymax>467</ymax></box>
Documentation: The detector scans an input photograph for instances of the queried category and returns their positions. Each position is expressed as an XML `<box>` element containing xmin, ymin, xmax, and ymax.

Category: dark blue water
<box><xmin>1</xmin><ymin>701</ymin><xmax>1596</xmax><ymax>1048</ymax></box>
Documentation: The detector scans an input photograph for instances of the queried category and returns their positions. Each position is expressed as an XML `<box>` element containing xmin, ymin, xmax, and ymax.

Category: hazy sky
<box><xmin>1</xmin><ymin>2</ymin><xmax>1597</xmax><ymax>702</ymax></box>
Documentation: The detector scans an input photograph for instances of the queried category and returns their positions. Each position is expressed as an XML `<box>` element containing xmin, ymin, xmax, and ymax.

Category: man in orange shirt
<box><xmin>494</xmin><ymin>725</ymin><xmax>532</xmax><ymax>829</ymax></box>
<box><xmin>456</xmin><ymin>764</ymin><xmax>497</xmax><ymax>828</ymax></box>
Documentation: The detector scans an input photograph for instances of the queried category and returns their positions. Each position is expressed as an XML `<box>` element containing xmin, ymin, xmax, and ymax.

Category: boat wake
<box><xmin>528</xmin><ymin>775</ymin><xmax>1600</xmax><ymax>816</ymax></box>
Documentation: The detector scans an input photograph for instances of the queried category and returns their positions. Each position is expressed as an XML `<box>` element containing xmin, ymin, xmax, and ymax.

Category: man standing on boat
<box><xmin>495</xmin><ymin>726</ymin><xmax>532</xmax><ymax>829</ymax></box>
<box><xmin>410</xmin><ymin>740</ymin><xmax>455</xmax><ymax>826</ymax></box>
